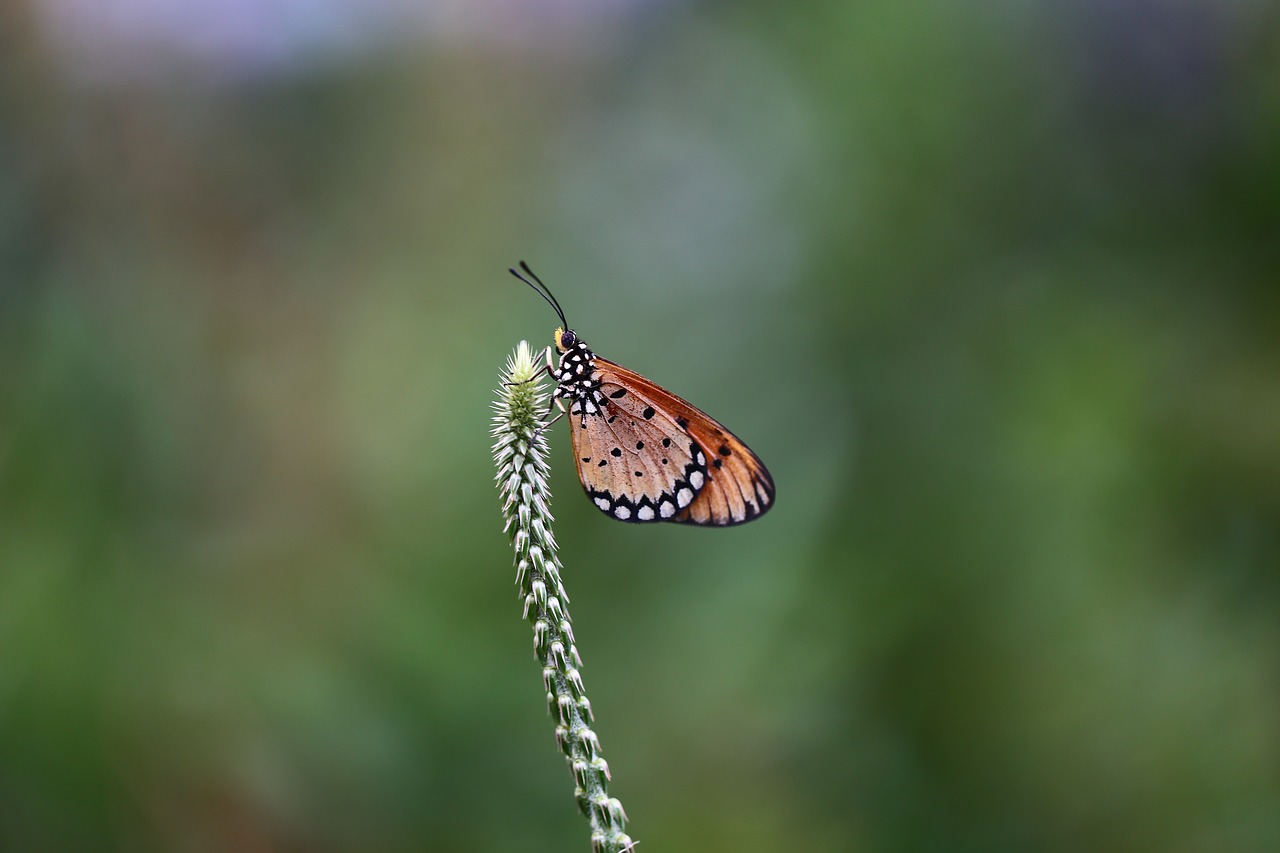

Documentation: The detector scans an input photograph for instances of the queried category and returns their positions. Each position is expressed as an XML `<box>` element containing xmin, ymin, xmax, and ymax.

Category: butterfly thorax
<box><xmin>552</xmin><ymin>339</ymin><xmax>607</xmax><ymax>423</ymax></box>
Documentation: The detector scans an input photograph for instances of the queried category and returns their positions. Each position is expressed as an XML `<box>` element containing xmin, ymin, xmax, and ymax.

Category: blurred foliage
<box><xmin>2</xmin><ymin>1</ymin><xmax>1279</xmax><ymax>851</ymax></box>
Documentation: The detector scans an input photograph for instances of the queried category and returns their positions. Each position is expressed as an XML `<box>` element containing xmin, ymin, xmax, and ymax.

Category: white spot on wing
<box><xmin>690</xmin><ymin>471</ymin><xmax>704</xmax><ymax>489</ymax></box>
<box><xmin>637</xmin><ymin>505</ymin><xmax>654</xmax><ymax>521</ymax></box>
<box><xmin>595</xmin><ymin>496</ymin><xmax>611</xmax><ymax>511</ymax></box>
<box><xmin>677</xmin><ymin>488</ymin><xmax>693</xmax><ymax>508</ymax></box>
<box><xmin>659</xmin><ymin>500</ymin><xmax>676</xmax><ymax>518</ymax></box>
<box><xmin>614</xmin><ymin>505</ymin><xmax>632</xmax><ymax>520</ymax></box>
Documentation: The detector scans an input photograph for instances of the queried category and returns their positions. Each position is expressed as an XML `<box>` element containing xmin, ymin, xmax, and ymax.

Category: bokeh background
<box><xmin>3</xmin><ymin>1</ymin><xmax>1279</xmax><ymax>850</ymax></box>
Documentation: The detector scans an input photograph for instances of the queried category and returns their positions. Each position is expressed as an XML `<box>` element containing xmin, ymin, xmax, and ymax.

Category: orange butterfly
<box><xmin>511</xmin><ymin>262</ymin><xmax>775</xmax><ymax>526</ymax></box>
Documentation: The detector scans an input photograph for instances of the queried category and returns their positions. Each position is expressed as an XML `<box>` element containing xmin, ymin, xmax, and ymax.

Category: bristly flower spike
<box><xmin>492</xmin><ymin>341</ymin><xmax>634</xmax><ymax>853</ymax></box>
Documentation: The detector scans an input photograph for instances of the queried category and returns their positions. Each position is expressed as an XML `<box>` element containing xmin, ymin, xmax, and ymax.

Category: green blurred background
<box><xmin>3</xmin><ymin>1</ymin><xmax>1279</xmax><ymax>850</ymax></box>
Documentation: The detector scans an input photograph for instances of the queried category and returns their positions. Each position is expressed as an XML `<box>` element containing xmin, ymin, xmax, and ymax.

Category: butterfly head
<box><xmin>554</xmin><ymin>327</ymin><xmax>580</xmax><ymax>354</ymax></box>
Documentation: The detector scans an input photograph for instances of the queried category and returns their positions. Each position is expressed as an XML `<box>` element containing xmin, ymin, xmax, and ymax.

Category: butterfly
<box><xmin>511</xmin><ymin>261</ymin><xmax>775</xmax><ymax>526</ymax></box>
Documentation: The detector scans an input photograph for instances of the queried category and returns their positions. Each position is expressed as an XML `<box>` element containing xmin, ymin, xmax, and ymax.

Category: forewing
<box><xmin>676</xmin><ymin>416</ymin><xmax>776</xmax><ymax>526</ymax></box>
<box><xmin>588</xmin><ymin>357</ymin><xmax>775</xmax><ymax>526</ymax></box>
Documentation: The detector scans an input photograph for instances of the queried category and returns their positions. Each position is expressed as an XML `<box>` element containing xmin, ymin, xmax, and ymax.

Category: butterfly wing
<box><xmin>567</xmin><ymin>378</ymin><xmax>706</xmax><ymax>523</ymax></box>
<box><xmin>570</xmin><ymin>357</ymin><xmax>775</xmax><ymax>526</ymax></box>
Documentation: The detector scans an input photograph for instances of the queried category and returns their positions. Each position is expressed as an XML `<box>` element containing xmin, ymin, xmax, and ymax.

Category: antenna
<box><xmin>510</xmin><ymin>261</ymin><xmax>568</xmax><ymax>328</ymax></box>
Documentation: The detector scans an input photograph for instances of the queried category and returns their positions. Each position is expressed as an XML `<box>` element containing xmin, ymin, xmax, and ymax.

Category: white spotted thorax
<box><xmin>551</xmin><ymin>327</ymin><xmax>607</xmax><ymax>423</ymax></box>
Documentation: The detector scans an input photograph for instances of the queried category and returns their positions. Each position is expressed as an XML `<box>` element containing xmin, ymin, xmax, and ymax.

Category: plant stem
<box><xmin>491</xmin><ymin>341</ymin><xmax>633</xmax><ymax>853</ymax></box>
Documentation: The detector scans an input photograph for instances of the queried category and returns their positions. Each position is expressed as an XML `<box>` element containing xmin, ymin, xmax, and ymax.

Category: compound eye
<box><xmin>560</xmin><ymin>330</ymin><xmax>577</xmax><ymax>349</ymax></box>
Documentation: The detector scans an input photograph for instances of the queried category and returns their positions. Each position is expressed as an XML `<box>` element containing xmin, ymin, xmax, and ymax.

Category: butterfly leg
<box><xmin>532</xmin><ymin>398</ymin><xmax>567</xmax><ymax>440</ymax></box>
